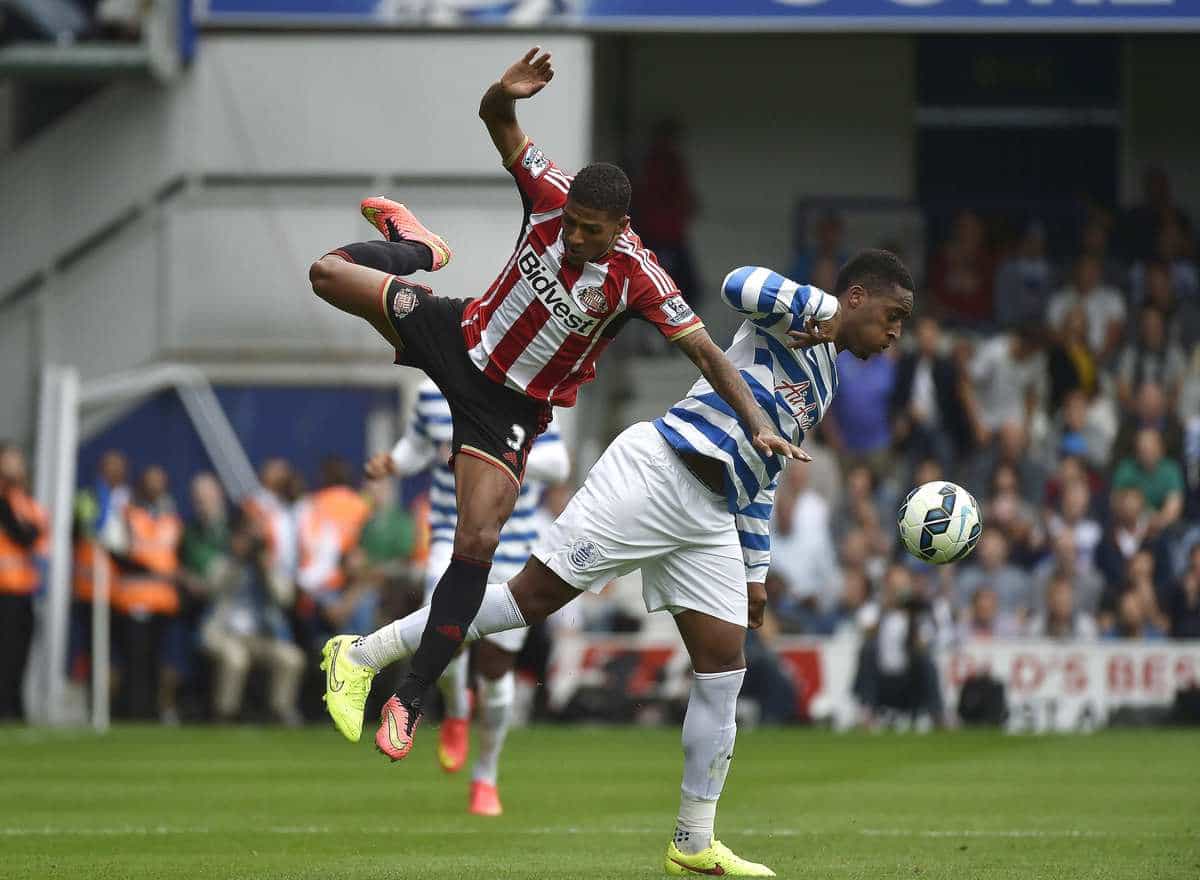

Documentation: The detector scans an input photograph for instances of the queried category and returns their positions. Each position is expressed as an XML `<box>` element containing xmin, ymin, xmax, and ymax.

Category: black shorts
<box><xmin>383</xmin><ymin>278</ymin><xmax>549</xmax><ymax>486</ymax></box>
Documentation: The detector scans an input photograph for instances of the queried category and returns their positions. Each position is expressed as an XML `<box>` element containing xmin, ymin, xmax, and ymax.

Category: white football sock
<box><xmin>472</xmin><ymin>669</ymin><xmax>515</xmax><ymax>786</ymax></box>
<box><xmin>350</xmin><ymin>582</ymin><xmax>525</xmax><ymax>671</ymax></box>
<box><xmin>674</xmin><ymin>668</ymin><xmax>744</xmax><ymax>855</ymax></box>
<box><xmin>438</xmin><ymin>651</ymin><xmax>471</xmax><ymax>721</ymax></box>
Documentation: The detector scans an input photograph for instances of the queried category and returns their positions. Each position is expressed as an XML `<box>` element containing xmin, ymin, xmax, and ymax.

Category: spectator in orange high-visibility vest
<box><xmin>0</xmin><ymin>442</ymin><xmax>48</xmax><ymax>721</ymax></box>
<box><xmin>294</xmin><ymin>457</ymin><xmax>371</xmax><ymax>643</ymax></box>
<box><xmin>106</xmin><ymin>465</ymin><xmax>185</xmax><ymax>722</ymax></box>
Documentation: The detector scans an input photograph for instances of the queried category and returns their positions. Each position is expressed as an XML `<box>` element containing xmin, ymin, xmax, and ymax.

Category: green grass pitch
<box><xmin>1</xmin><ymin>724</ymin><xmax>1197</xmax><ymax>879</ymax></box>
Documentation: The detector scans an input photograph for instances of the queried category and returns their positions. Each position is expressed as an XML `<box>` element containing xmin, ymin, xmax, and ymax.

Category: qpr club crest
<box><xmin>576</xmin><ymin>286</ymin><xmax>610</xmax><ymax>318</ymax></box>
<box><xmin>568</xmin><ymin>538</ymin><xmax>599</xmax><ymax>571</ymax></box>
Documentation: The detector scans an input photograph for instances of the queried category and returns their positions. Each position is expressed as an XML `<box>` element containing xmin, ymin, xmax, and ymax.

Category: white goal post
<box><xmin>31</xmin><ymin>363</ymin><xmax>259</xmax><ymax>731</ymax></box>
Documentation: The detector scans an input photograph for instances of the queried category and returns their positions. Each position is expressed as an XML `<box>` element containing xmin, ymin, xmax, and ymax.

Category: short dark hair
<box><xmin>567</xmin><ymin>163</ymin><xmax>631</xmax><ymax>218</ymax></box>
<box><xmin>834</xmin><ymin>249</ymin><xmax>914</xmax><ymax>298</ymax></box>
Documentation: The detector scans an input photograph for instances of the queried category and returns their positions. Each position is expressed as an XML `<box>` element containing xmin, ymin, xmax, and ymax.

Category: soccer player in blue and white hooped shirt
<box><xmin>345</xmin><ymin>250</ymin><xmax>913</xmax><ymax>876</ymax></box>
<box><xmin>364</xmin><ymin>378</ymin><xmax>569</xmax><ymax>816</ymax></box>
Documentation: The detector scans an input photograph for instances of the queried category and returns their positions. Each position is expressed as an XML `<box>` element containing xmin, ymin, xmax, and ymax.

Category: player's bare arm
<box><xmin>747</xmin><ymin>582</ymin><xmax>767</xmax><ymax>630</ymax></box>
<box><xmin>673</xmin><ymin>329</ymin><xmax>810</xmax><ymax>462</ymax></box>
<box><xmin>479</xmin><ymin>46</ymin><xmax>554</xmax><ymax>164</ymax></box>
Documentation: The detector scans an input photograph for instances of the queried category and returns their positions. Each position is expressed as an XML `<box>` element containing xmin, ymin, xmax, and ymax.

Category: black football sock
<box><xmin>395</xmin><ymin>554</ymin><xmax>492</xmax><ymax>710</ymax></box>
<box><xmin>329</xmin><ymin>240</ymin><xmax>433</xmax><ymax>275</ymax></box>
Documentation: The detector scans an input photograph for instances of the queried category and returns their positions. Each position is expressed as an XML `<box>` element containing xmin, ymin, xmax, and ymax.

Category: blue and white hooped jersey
<box><xmin>391</xmin><ymin>378</ymin><xmax>569</xmax><ymax>569</ymax></box>
<box><xmin>654</xmin><ymin>266</ymin><xmax>840</xmax><ymax>581</ymax></box>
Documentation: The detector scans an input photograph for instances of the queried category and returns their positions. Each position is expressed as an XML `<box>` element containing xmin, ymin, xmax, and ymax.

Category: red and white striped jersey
<box><xmin>460</xmin><ymin>139</ymin><xmax>704</xmax><ymax>408</ymax></box>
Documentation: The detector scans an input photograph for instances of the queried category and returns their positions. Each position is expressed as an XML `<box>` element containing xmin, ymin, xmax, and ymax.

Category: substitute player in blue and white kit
<box><xmin>364</xmin><ymin>378</ymin><xmax>568</xmax><ymax>816</ymax></box>
<box><xmin>341</xmin><ymin>250</ymin><xmax>913</xmax><ymax>876</ymax></box>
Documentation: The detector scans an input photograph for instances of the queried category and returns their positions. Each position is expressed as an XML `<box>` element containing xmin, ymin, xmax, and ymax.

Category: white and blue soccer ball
<box><xmin>897</xmin><ymin>481</ymin><xmax>983</xmax><ymax>565</ymax></box>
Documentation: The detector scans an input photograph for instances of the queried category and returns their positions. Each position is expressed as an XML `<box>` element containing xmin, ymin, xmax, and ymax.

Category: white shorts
<box><xmin>425</xmin><ymin>541</ymin><xmax>529</xmax><ymax>654</ymax></box>
<box><xmin>532</xmin><ymin>421</ymin><xmax>747</xmax><ymax>628</ymax></box>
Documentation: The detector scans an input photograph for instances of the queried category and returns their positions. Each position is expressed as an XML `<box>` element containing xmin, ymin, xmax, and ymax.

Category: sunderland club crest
<box><xmin>576</xmin><ymin>286</ymin><xmax>610</xmax><ymax>317</ymax></box>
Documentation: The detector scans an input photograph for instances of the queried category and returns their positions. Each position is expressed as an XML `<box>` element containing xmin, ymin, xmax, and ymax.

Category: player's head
<box><xmin>562</xmin><ymin>163</ymin><xmax>630</xmax><ymax>266</ymax></box>
<box><xmin>832</xmin><ymin>249</ymin><xmax>914</xmax><ymax>359</ymax></box>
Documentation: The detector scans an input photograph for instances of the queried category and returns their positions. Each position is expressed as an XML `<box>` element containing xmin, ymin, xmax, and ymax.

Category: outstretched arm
<box><xmin>479</xmin><ymin>46</ymin><xmax>555</xmax><ymax>166</ymax></box>
<box><xmin>674</xmin><ymin>329</ymin><xmax>810</xmax><ymax>462</ymax></box>
<box><xmin>721</xmin><ymin>266</ymin><xmax>840</xmax><ymax>348</ymax></box>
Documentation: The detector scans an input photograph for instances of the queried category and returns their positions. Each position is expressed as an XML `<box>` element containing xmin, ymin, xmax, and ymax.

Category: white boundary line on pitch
<box><xmin>0</xmin><ymin>826</ymin><xmax>1193</xmax><ymax>839</ymax></box>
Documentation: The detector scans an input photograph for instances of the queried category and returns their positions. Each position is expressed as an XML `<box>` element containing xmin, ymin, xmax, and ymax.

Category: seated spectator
<box><xmin>1044</xmin><ymin>479</ymin><xmax>1104</xmax><ymax>571</ymax></box>
<box><xmin>993</xmin><ymin>220</ymin><xmax>1053</xmax><ymax>329</ymax></box>
<box><xmin>953</xmin><ymin>531</ymin><xmax>1031</xmax><ymax>619</ymax></box>
<box><xmin>1027</xmin><ymin>575</ymin><xmax>1098</xmax><ymax>640</ymax></box>
<box><xmin>957</xmin><ymin>586</ymin><xmax>1020</xmax><ymax>640</ymax></box>
<box><xmin>1077</xmin><ymin>211</ymin><xmax>1125</xmax><ymax>288</ymax></box>
<box><xmin>970</xmin><ymin>420</ymin><xmax>1048</xmax><ymax>512</ymax></box>
<box><xmin>1164</xmin><ymin>542</ymin><xmax>1200</xmax><ymax>639</ymax></box>
<box><xmin>1095</xmin><ymin>487</ymin><xmax>1171</xmax><ymax>593</ymax></box>
<box><xmin>831</xmin><ymin>465</ymin><xmax>888</xmax><ymax>550</ymax></box>
<box><xmin>200</xmin><ymin>512</ymin><xmax>303</xmax><ymax>725</ymax></box>
<box><xmin>181</xmin><ymin>474</ymin><xmax>231</xmax><ymax>587</ymax></box>
<box><xmin>1047</xmin><ymin>254</ymin><xmax>1126</xmax><ymax>361</ymax></box>
<box><xmin>1042</xmin><ymin>452</ymin><xmax>1104</xmax><ymax>515</ymax></box>
<box><xmin>1031</xmin><ymin>529</ymin><xmax>1104</xmax><ymax>616</ymax></box>
<box><xmin>1103</xmin><ymin>589</ymin><xmax>1166</xmax><ymax>641</ymax></box>
<box><xmin>840</xmin><ymin>527</ymin><xmax>887</xmax><ymax>591</ymax></box>
<box><xmin>823</xmin><ymin>348</ymin><xmax>897</xmax><ymax>477</ymax></box>
<box><xmin>356</xmin><ymin>476</ymin><xmax>416</xmax><ymax>586</ymax></box>
<box><xmin>1117</xmin><ymin>167</ymin><xmax>1192</xmax><ymax>264</ymax></box>
<box><xmin>984</xmin><ymin>463</ymin><xmax>1043</xmax><ymax>565</ymax></box>
<box><xmin>1045</xmin><ymin>305</ymin><xmax>1098</xmax><ymax>412</ymax></box>
<box><xmin>768</xmin><ymin>464</ymin><xmax>840</xmax><ymax>630</ymax></box>
<box><xmin>967</xmin><ymin>324</ymin><xmax>1044</xmax><ymax>442</ymax></box>
<box><xmin>1110</xmin><ymin>381</ymin><xmax>1186</xmax><ymax>466</ymax></box>
<box><xmin>1141</xmin><ymin>259</ymin><xmax>1200</xmax><ymax>353</ymax></box>
<box><xmin>1111</xmin><ymin>428</ymin><xmax>1186</xmax><ymax>538</ymax></box>
<box><xmin>1048</xmin><ymin>391</ymin><xmax>1113</xmax><ymax>474</ymax></box>
<box><xmin>889</xmin><ymin>314</ymin><xmax>975</xmax><ymax>469</ymax></box>
<box><xmin>1115</xmin><ymin>310</ymin><xmax>1187</xmax><ymax>411</ymax></box>
<box><xmin>1099</xmin><ymin>549</ymin><xmax>1170</xmax><ymax>635</ymax></box>
<box><xmin>929</xmin><ymin>209</ymin><xmax>995</xmax><ymax>328</ymax></box>
<box><xmin>1130</xmin><ymin>219</ymin><xmax>1199</xmax><ymax>306</ymax></box>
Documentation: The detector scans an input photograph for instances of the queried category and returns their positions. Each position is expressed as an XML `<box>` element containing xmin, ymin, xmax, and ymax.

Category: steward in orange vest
<box><xmin>0</xmin><ymin>443</ymin><xmax>47</xmax><ymax>720</ymax></box>
<box><xmin>296</xmin><ymin>459</ymin><xmax>370</xmax><ymax>596</ymax></box>
<box><xmin>111</xmin><ymin>466</ymin><xmax>183</xmax><ymax>618</ymax></box>
<box><xmin>0</xmin><ymin>485</ymin><xmax>48</xmax><ymax>596</ymax></box>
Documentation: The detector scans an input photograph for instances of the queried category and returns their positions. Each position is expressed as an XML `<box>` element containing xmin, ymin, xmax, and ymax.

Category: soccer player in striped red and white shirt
<box><xmin>309</xmin><ymin>47</ymin><xmax>806</xmax><ymax>762</ymax></box>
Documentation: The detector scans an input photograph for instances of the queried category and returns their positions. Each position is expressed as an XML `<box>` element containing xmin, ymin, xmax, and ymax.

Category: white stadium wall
<box><xmin>0</xmin><ymin>33</ymin><xmax>593</xmax><ymax>446</ymax></box>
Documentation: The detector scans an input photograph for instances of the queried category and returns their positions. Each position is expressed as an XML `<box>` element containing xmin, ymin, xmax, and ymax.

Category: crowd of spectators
<box><xmin>0</xmin><ymin>443</ymin><xmax>443</xmax><ymax>724</ymax></box>
<box><xmin>767</xmin><ymin>171</ymin><xmax>1200</xmax><ymax>673</ymax></box>
<box><xmin>4</xmin><ymin>170</ymin><xmax>1200</xmax><ymax>728</ymax></box>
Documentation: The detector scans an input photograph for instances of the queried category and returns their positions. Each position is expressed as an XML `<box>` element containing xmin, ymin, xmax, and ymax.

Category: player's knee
<box><xmin>308</xmin><ymin>255</ymin><xmax>341</xmax><ymax>299</ymax></box>
<box><xmin>691</xmin><ymin>645</ymin><xmax>746</xmax><ymax>675</ymax></box>
<box><xmin>454</xmin><ymin>523</ymin><xmax>501</xmax><ymax>560</ymax></box>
